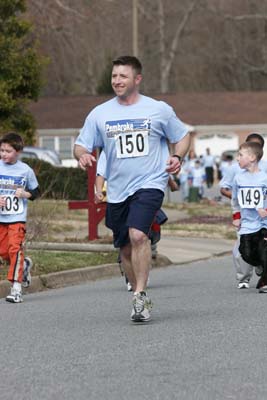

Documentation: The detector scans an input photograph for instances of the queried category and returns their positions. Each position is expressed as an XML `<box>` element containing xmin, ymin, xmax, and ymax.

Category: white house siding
<box><xmin>36</xmin><ymin>128</ymin><xmax>79</xmax><ymax>167</ymax></box>
<box><xmin>35</xmin><ymin>124</ymin><xmax>267</xmax><ymax>169</ymax></box>
<box><xmin>193</xmin><ymin>124</ymin><xmax>267</xmax><ymax>160</ymax></box>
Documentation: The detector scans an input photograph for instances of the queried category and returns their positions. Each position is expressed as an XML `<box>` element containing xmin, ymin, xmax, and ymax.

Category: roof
<box><xmin>28</xmin><ymin>91</ymin><xmax>267</xmax><ymax>129</ymax></box>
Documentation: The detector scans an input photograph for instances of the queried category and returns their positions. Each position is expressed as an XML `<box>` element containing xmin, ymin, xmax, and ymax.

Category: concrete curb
<box><xmin>0</xmin><ymin>254</ymin><xmax>172</xmax><ymax>299</ymax></box>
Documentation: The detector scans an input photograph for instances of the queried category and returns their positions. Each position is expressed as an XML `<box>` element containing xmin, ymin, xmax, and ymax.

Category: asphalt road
<box><xmin>1</xmin><ymin>256</ymin><xmax>266</xmax><ymax>400</ymax></box>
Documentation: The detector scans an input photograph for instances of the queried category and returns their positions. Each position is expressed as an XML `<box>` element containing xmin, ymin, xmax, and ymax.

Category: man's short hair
<box><xmin>246</xmin><ymin>133</ymin><xmax>265</xmax><ymax>148</ymax></box>
<box><xmin>112</xmin><ymin>56</ymin><xmax>142</xmax><ymax>75</ymax></box>
<box><xmin>0</xmin><ymin>132</ymin><xmax>24</xmax><ymax>151</ymax></box>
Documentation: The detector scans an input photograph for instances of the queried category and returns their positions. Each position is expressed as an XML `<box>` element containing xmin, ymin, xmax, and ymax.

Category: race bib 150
<box><xmin>115</xmin><ymin>131</ymin><xmax>149</xmax><ymax>158</ymax></box>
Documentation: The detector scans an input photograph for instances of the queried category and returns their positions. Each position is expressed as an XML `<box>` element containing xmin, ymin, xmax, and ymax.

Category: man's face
<box><xmin>111</xmin><ymin>65</ymin><xmax>141</xmax><ymax>99</ymax></box>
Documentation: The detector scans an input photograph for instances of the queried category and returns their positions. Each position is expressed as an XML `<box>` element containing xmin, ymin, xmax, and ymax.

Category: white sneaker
<box><xmin>131</xmin><ymin>291</ymin><xmax>152</xmax><ymax>322</ymax></box>
<box><xmin>127</xmin><ymin>282</ymin><xmax>132</xmax><ymax>292</ymax></box>
<box><xmin>22</xmin><ymin>257</ymin><xmax>33</xmax><ymax>288</ymax></box>
<box><xmin>237</xmin><ymin>282</ymin><xmax>250</xmax><ymax>289</ymax></box>
<box><xmin>6</xmin><ymin>288</ymin><xmax>23</xmax><ymax>303</ymax></box>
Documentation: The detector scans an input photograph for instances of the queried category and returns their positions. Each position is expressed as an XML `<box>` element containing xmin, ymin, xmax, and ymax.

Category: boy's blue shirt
<box><xmin>232</xmin><ymin>169</ymin><xmax>267</xmax><ymax>234</ymax></box>
<box><xmin>0</xmin><ymin>160</ymin><xmax>38</xmax><ymax>223</ymax></box>
<box><xmin>220</xmin><ymin>159</ymin><xmax>267</xmax><ymax>189</ymax></box>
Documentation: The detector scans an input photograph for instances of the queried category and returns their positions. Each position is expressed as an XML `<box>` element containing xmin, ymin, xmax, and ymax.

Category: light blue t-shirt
<box><xmin>220</xmin><ymin>159</ymin><xmax>267</xmax><ymax>189</ymax></box>
<box><xmin>232</xmin><ymin>169</ymin><xmax>267</xmax><ymax>234</ymax></box>
<box><xmin>76</xmin><ymin>95</ymin><xmax>188</xmax><ymax>202</ymax></box>
<box><xmin>0</xmin><ymin>160</ymin><xmax>39</xmax><ymax>223</ymax></box>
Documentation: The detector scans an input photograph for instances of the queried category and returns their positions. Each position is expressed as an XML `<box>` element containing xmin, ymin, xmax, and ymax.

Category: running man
<box><xmin>74</xmin><ymin>56</ymin><xmax>190</xmax><ymax>322</ymax></box>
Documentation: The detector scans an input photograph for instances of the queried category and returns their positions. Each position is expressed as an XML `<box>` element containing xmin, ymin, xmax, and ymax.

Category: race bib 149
<box><xmin>237</xmin><ymin>187</ymin><xmax>264</xmax><ymax>209</ymax></box>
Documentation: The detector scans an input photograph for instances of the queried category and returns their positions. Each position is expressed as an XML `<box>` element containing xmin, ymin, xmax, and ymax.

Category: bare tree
<box><xmin>27</xmin><ymin>0</ymin><xmax>132</xmax><ymax>95</ymax></box>
<box><xmin>26</xmin><ymin>0</ymin><xmax>267</xmax><ymax>94</ymax></box>
<box><xmin>157</xmin><ymin>0</ymin><xmax>198</xmax><ymax>93</ymax></box>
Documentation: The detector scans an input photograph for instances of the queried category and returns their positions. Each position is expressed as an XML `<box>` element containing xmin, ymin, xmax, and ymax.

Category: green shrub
<box><xmin>22</xmin><ymin>158</ymin><xmax>88</xmax><ymax>200</ymax></box>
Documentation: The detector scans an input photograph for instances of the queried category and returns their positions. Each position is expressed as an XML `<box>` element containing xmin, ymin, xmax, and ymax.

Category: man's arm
<box><xmin>170</xmin><ymin>132</ymin><xmax>191</xmax><ymax>158</ymax></box>
<box><xmin>166</xmin><ymin>133</ymin><xmax>191</xmax><ymax>174</ymax></box>
<box><xmin>73</xmin><ymin>144</ymin><xmax>88</xmax><ymax>161</ymax></box>
<box><xmin>73</xmin><ymin>144</ymin><xmax>96</xmax><ymax>170</ymax></box>
<box><xmin>95</xmin><ymin>175</ymin><xmax>106</xmax><ymax>203</ymax></box>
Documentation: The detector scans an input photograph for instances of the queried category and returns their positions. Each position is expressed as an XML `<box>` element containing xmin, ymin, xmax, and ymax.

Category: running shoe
<box><xmin>6</xmin><ymin>288</ymin><xmax>23</xmax><ymax>303</ymax></box>
<box><xmin>131</xmin><ymin>291</ymin><xmax>152</xmax><ymax>322</ymax></box>
<box><xmin>22</xmin><ymin>257</ymin><xmax>33</xmax><ymax>288</ymax></box>
<box><xmin>259</xmin><ymin>285</ymin><xmax>267</xmax><ymax>293</ymax></box>
<box><xmin>255</xmin><ymin>265</ymin><xmax>263</xmax><ymax>276</ymax></box>
<box><xmin>256</xmin><ymin>277</ymin><xmax>265</xmax><ymax>289</ymax></box>
<box><xmin>127</xmin><ymin>282</ymin><xmax>133</xmax><ymax>292</ymax></box>
<box><xmin>237</xmin><ymin>282</ymin><xmax>249</xmax><ymax>289</ymax></box>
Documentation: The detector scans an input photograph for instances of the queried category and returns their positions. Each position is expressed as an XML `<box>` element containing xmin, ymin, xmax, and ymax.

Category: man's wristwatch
<box><xmin>172</xmin><ymin>154</ymin><xmax>183</xmax><ymax>163</ymax></box>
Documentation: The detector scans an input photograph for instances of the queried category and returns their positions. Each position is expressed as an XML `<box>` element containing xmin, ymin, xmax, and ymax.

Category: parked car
<box><xmin>19</xmin><ymin>146</ymin><xmax>62</xmax><ymax>166</ymax></box>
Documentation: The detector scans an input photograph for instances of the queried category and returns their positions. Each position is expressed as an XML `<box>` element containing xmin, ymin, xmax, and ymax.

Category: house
<box><xmin>28</xmin><ymin>92</ymin><xmax>267</xmax><ymax>166</ymax></box>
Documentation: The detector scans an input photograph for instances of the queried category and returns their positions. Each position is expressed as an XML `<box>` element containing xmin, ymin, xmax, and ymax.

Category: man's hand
<box><xmin>94</xmin><ymin>191</ymin><xmax>105</xmax><ymax>204</ymax></box>
<box><xmin>74</xmin><ymin>144</ymin><xmax>96</xmax><ymax>170</ymax></box>
<box><xmin>166</xmin><ymin>155</ymin><xmax>181</xmax><ymax>174</ymax></box>
<box><xmin>78</xmin><ymin>153</ymin><xmax>96</xmax><ymax>170</ymax></box>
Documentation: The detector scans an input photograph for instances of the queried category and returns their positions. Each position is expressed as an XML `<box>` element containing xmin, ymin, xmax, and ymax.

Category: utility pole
<box><xmin>133</xmin><ymin>0</ymin><xmax>138</xmax><ymax>57</ymax></box>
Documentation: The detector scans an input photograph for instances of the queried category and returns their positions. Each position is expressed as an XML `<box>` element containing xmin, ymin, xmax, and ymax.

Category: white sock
<box><xmin>13</xmin><ymin>281</ymin><xmax>22</xmax><ymax>292</ymax></box>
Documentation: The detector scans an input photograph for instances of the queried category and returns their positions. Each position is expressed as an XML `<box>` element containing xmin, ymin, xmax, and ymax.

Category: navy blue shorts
<box><xmin>106</xmin><ymin>189</ymin><xmax>164</xmax><ymax>248</ymax></box>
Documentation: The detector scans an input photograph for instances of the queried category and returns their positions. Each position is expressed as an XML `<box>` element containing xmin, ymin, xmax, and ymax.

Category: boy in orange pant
<box><xmin>0</xmin><ymin>132</ymin><xmax>40</xmax><ymax>303</ymax></box>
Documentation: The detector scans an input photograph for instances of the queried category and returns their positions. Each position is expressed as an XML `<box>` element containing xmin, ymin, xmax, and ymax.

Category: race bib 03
<box><xmin>0</xmin><ymin>195</ymin><xmax>24</xmax><ymax>215</ymax></box>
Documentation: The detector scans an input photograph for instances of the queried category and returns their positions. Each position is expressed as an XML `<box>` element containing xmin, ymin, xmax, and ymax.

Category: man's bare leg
<box><xmin>120</xmin><ymin>228</ymin><xmax>151</xmax><ymax>293</ymax></box>
<box><xmin>120</xmin><ymin>243</ymin><xmax>136</xmax><ymax>292</ymax></box>
<box><xmin>129</xmin><ymin>227</ymin><xmax>151</xmax><ymax>293</ymax></box>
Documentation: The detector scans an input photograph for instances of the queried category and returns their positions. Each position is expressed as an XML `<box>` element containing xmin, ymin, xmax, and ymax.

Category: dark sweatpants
<box><xmin>239</xmin><ymin>229</ymin><xmax>267</xmax><ymax>284</ymax></box>
<box><xmin>205</xmin><ymin>166</ymin><xmax>214</xmax><ymax>188</ymax></box>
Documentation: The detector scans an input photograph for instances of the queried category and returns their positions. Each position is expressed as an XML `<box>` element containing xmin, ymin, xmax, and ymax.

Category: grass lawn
<box><xmin>0</xmin><ymin>198</ymin><xmax>234</xmax><ymax>281</ymax></box>
<box><xmin>26</xmin><ymin>199</ymin><xmax>235</xmax><ymax>241</ymax></box>
<box><xmin>163</xmin><ymin>201</ymin><xmax>236</xmax><ymax>240</ymax></box>
<box><xmin>0</xmin><ymin>250</ymin><xmax>119</xmax><ymax>280</ymax></box>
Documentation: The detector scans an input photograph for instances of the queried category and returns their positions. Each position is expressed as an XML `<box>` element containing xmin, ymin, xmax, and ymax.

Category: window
<box><xmin>59</xmin><ymin>137</ymin><xmax>72</xmax><ymax>158</ymax></box>
<box><xmin>40</xmin><ymin>134</ymin><xmax>75</xmax><ymax>160</ymax></box>
<box><xmin>42</xmin><ymin>137</ymin><xmax>55</xmax><ymax>151</ymax></box>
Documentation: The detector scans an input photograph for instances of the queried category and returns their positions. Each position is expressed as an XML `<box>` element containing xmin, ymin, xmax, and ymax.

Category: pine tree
<box><xmin>0</xmin><ymin>0</ymin><xmax>45</xmax><ymax>143</ymax></box>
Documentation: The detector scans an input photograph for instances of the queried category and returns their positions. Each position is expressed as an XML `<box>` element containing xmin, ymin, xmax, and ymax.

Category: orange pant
<box><xmin>0</xmin><ymin>223</ymin><xmax>26</xmax><ymax>283</ymax></box>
